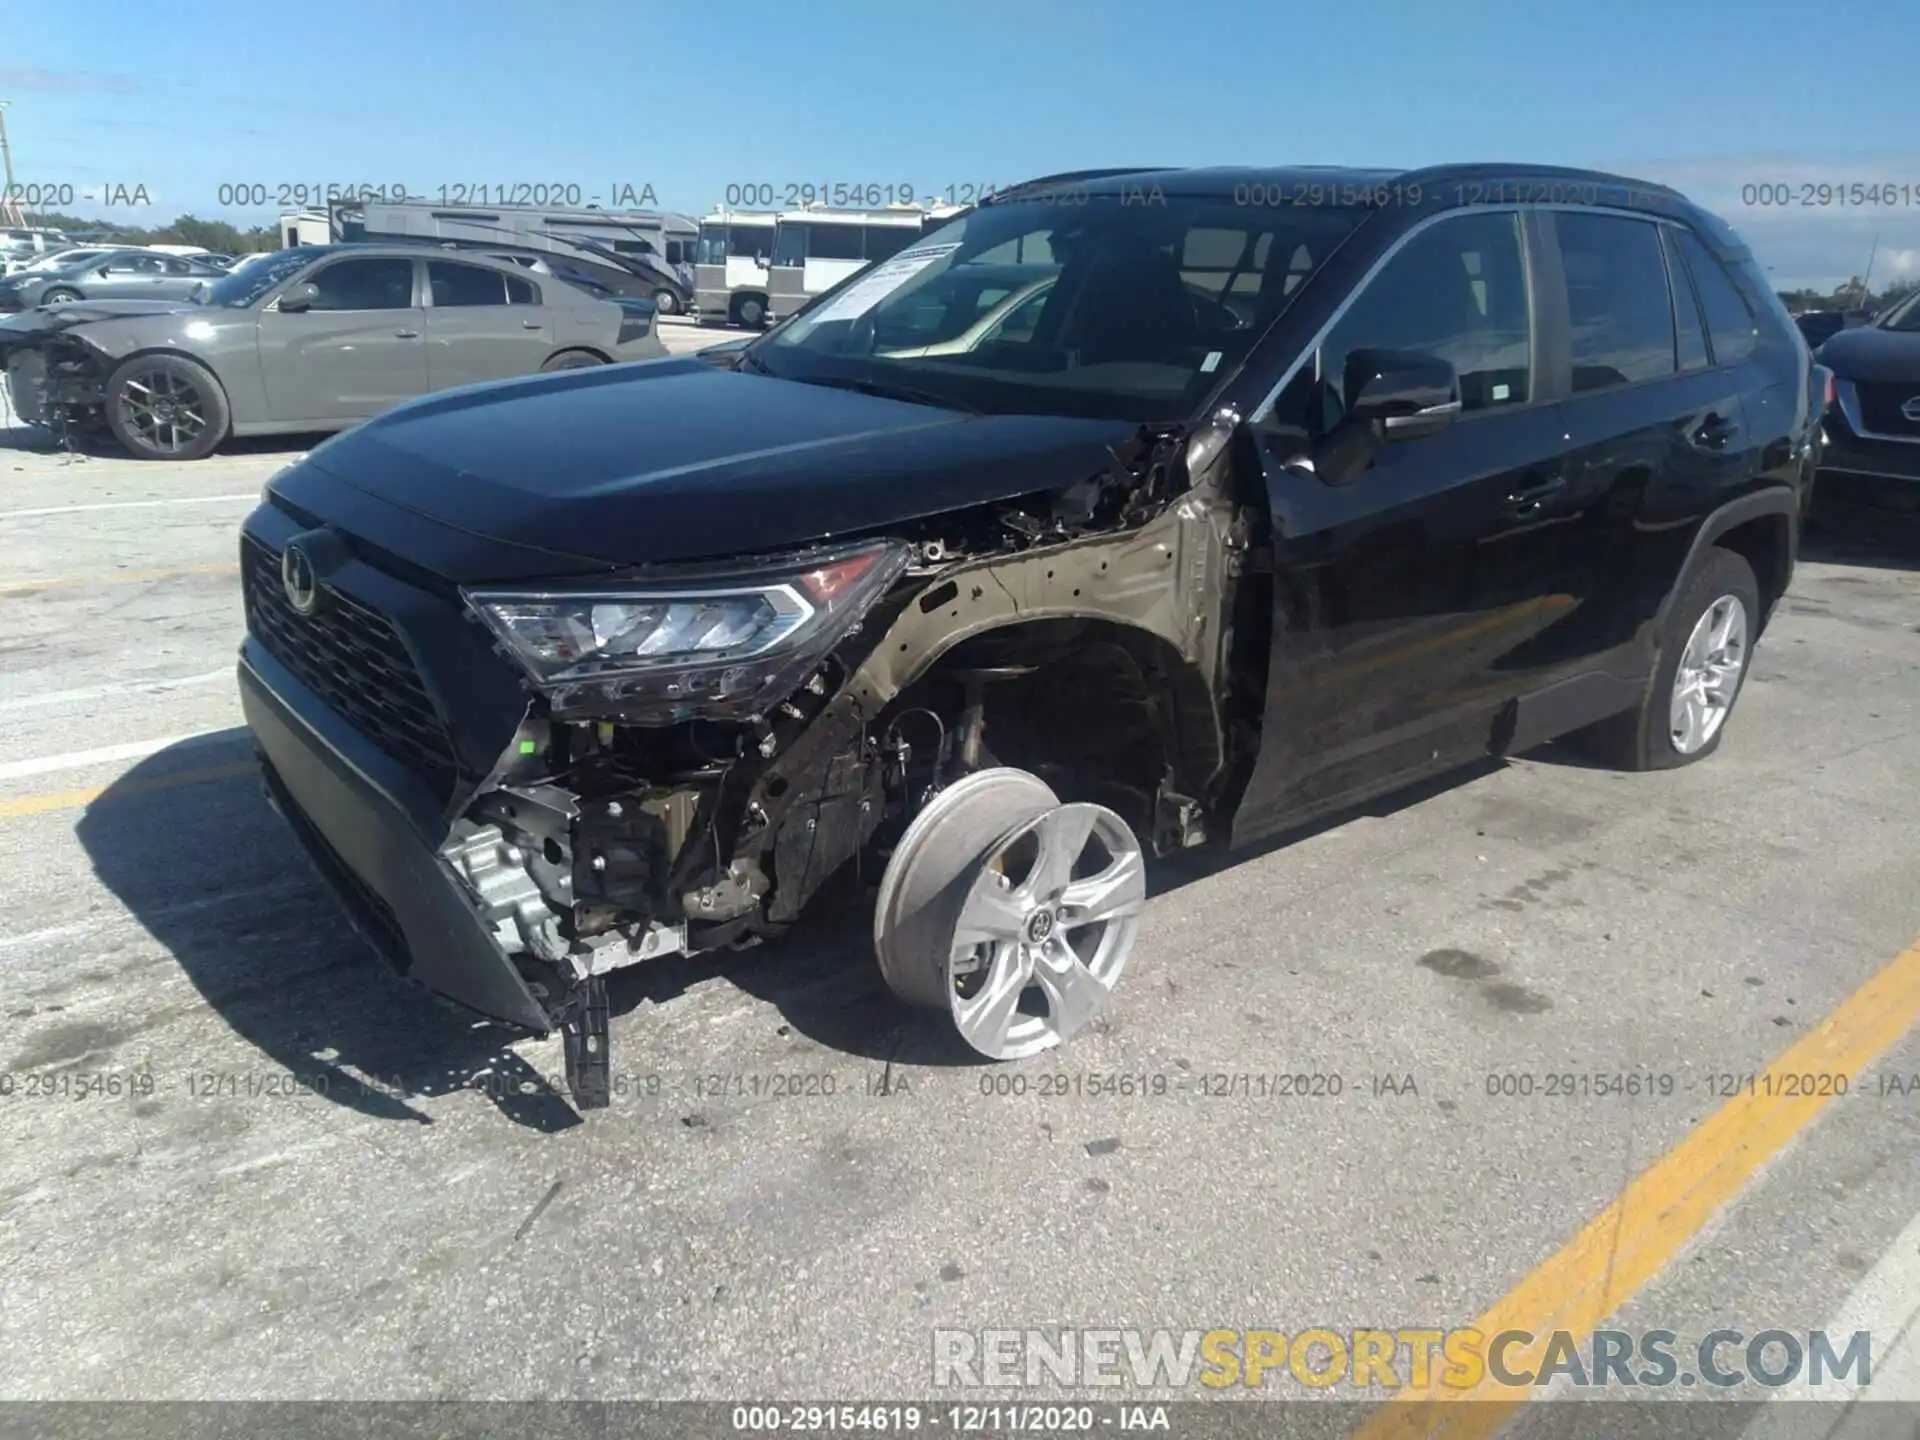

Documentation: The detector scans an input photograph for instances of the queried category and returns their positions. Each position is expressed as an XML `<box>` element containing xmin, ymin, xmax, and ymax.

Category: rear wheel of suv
<box><xmin>103</xmin><ymin>353</ymin><xmax>230</xmax><ymax>461</ymax></box>
<box><xmin>1568</xmin><ymin>546</ymin><xmax>1760</xmax><ymax>771</ymax></box>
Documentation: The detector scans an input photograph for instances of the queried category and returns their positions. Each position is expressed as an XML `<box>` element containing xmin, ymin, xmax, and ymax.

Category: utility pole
<box><xmin>0</xmin><ymin>100</ymin><xmax>21</xmax><ymax>226</ymax></box>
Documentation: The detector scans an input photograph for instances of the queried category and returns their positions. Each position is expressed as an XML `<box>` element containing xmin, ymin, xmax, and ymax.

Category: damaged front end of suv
<box><xmin>239</xmin><ymin>172</ymin><xmax>1361</xmax><ymax>1112</ymax></box>
<box><xmin>246</xmin><ymin>401</ymin><xmax>1251</xmax><ymax>1109</ymax></box>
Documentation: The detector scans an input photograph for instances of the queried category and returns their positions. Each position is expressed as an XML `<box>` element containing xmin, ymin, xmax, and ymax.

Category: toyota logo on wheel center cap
<box><xmin>1024</xmin><ymin>909</ymin><xmax>1056</xmax><ymax>944</ymax></box>
<box><xmin>281</xmin><ymin>543</ymin><xmax>319</xmax><ymax>616</ymax></box>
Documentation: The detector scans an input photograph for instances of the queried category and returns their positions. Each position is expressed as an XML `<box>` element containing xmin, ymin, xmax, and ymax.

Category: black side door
<box><xmin>1232</xmin><ymin>208</ymin><xmax>1576</xmax><ymax>845</ymax></box>
<box><xmin>1527</xmin><ymin>210</ymin><xmax>1760</xmax><ymax>690</ymax></box>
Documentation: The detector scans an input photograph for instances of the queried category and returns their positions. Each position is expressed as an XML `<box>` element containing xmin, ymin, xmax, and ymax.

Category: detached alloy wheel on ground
<box><xmin>1568</xmin><ymin>546</ymin><xmax>1760</xmax><ymax>770</ymax></box>
<box><xmin>874</xmin><ymin>768</ymin><xmax>1147</xmax><ymax>1059</ymax></box>
<box><xmin>104</xmin><ymin>353</ymin><xmax>230</xmax><ymax>461</ymax></box>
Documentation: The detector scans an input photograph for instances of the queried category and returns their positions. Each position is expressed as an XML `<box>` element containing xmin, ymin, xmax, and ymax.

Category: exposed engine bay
<box><xmin>435</xmin><ymin>407</ymin><xmax>1263</xmax><ymax>1105</ymax></box>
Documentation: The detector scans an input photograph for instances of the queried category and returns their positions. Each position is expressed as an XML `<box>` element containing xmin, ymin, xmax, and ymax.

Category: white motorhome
<box><xmin>765</xmin><ymin>206</ymin><xmax>940</xmax><ymax>324</ymax></box>
<box><xmin>278</xmin><ymin>210</ymin><xmax>332</xmax><ymax>248</ymax></box>
<box><xmin>692</xmin><ymin>210</ymin><xmax>777</xmax><ymax>327</ymax></box>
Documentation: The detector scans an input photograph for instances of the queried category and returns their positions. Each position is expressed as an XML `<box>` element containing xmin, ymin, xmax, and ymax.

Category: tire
<box><xmin>734</xmin><ymin>295</ymin><xmax>767</xmax><ymax>329</ymax></box>
<box><xmin>103</xmin><ymin>353</ymin><xmax>230</xmax><ymax>461</ymax></box>
<box><xmin>540</xmin><ymin>350</ymin><xmax>605</xmax><ymax>372</ymax></box>
<box><xmin>1566</xmin><ymin>546</ymin><xmax>1760</xmax><ymax>771</ymax></box>
<box><xmin>40</xmin><ymin>287</ymin><xmax>81</xmax><ymax>305</ymax></box>
<box><xmin>651</xmin><ymin>288</ymin><xmax>680</xmax><ymax>316</ymax></box>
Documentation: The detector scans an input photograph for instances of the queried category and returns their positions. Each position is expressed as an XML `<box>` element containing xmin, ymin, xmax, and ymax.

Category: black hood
<box><xmin>1817</xmin><ymin>324</ymin><xmax>1920</xmax><ymax>381</ymax></box>
<box><xmin>288</xmin><ymin>356</ymin><xmax>1147</xmax><ymax>577</ymax></box>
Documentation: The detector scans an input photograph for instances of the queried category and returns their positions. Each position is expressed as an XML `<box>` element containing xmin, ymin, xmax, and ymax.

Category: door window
<box><xmin>1555</xmin><ymin>212</ymin><xmax>1677</xmax><ymax>393</ymax></box>
<box><xmin>103</xmin><ymin>253</ymin><xmax>166</xmax><ymax>274</ymax></box>
<box><xmin>1316</xmin><ymin>210</ymin><xmax>1532</xmax><ymax>426</ymax></box>
<box><xmin>505</xmin><ymin>274</ymin><xmax>539</xmax><ymax>305</ymax></box>
<box><xmin>427</xmin><ymin>259</ymin><xmax>510</xmax><ymax>307</ymax></box>
<box><xmin>306</xmin><ymin>257</ymin><xmax>416</xmax><ymax>311</ymax></box>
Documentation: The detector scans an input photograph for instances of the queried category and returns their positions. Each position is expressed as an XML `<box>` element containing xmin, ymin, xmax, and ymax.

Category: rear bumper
<box><xmin>239</xmin><ymin>643</ymin><xmax>552</xmax><ymax>1034</ymax></box>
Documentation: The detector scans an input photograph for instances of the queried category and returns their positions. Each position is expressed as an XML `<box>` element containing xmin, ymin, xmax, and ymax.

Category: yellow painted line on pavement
<box><xmin>0</xmin><ymin>562</ymin><xmax>238</xmax><ymax>594</ymax></box>
<box><xmin>0</xmin><ymin>761</ymin><xmax>256</xmax><ymax>820</ymax></box>
<box><xmin>1353</xmin><ymin>935</ymin><xmax>1920</xmax><ymax>1440</ymax></box>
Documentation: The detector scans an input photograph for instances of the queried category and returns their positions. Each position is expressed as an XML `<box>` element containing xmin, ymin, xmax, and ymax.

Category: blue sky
<box><xmin>3</xmin><ymin>0</ymin><xmax>1915</xmax><ymax>289</ymax></box>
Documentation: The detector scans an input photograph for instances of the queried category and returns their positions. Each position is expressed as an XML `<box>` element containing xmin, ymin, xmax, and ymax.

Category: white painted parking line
<box><xmin>0</xmin><ymin>668</ymin><xmax>231</xmax><ymax>713</ymax></box>
<box><xmin>1740</xmin><ymin>1206</ymin><xmax>1920</xmax><ymax>1436</ymax></box>
<box><xmin>0</xmin><ymin>731</ymin><xmax>232</xmax><ymax>782</ymax></box>
<box><xmin>0</xmin><ymin>493</ymin><xmax>258</xmax><ymax>520</ymax></box>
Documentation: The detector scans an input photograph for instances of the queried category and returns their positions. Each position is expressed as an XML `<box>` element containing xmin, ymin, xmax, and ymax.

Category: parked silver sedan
<box><xmin>0</xmin><ymin>244</ymin><xmax>668</xmax><ymax>459</ymax></box>
<box><xmin>0</xmin><ymin>248</ymin><xmax>229</xmax><ymax>309</ymax></box>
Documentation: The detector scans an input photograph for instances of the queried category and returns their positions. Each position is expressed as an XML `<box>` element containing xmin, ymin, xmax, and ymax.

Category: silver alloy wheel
<box><xmin>946</xmin><ymin>803</ymin><xmax>1145</xmax><ymax>1059</ymax></box>
<box><xmin>1669</xmin><ymin>593</ymin><xmax>1749</xmax><ymax>755</ymax></box>
<box><xmin>117</xmin><ymin>367</ymin><xmax>208</xmax><ymax>455</ymax></box>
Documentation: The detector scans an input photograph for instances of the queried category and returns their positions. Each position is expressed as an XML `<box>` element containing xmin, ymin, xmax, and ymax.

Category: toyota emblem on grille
<box><xmin>1902</xmin><ymin>396</ymin><xmax>1920</xmax><ymax>424</ymax></box>
<box><xmin>281</xmin><ymin>543</ymin><xmax>320</xmax><ymax>616</ymax></box>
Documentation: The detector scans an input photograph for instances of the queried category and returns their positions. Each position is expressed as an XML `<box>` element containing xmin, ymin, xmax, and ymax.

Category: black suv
<box><xmin>238</xmin><ymin>164</ymin><xmax>1817</xmax><ymax>1110</ymax></box>
<box><xmin>1811</xmin><ymin>288</ymin><xmax>1920</xmax><ymax>519</ymax></box>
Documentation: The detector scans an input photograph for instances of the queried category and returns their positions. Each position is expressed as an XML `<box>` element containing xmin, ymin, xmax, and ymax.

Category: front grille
<box><xmin>243</xmin><ymin>538</ymin><xmax>461</xmax><ymax>799</ymax></box>
<box><xmin>1854</xmin><ymin>380</ymin><xmax>1920</xmax><ymax>437</ymax></box>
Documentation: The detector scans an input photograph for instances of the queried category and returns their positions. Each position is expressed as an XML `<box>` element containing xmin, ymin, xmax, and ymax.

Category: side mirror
<box><xmin>1342</xmin><ymin>348</ymin><xmax>1461</xmax><ymax>440</ymax></box>
<box><xmin>277</xmin><ymin>282</ymin><xmax>320</xmax><ymax>314</ymax></box>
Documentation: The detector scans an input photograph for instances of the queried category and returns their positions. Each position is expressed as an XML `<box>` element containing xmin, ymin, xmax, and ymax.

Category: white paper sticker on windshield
<box><xmin>804</xmin><ymin>243</ymin><xmax>963</xmax><ymax>325</ymax></box>
<box><xmin>1200</xmin><ymin>351</ymin><xmax>1222</xmax><ymax>373</ymax></box>
<box><xmin>1492</xmin><ymin>382</ymin><xmax>1510</xmax><ymax>400</ymax></box>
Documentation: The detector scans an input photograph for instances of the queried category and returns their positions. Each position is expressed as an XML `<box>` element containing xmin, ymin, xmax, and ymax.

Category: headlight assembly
<box><xmin>465</xmin><ymin>538</ymin><xmax>911</xmax><ymax>723</ymax></box>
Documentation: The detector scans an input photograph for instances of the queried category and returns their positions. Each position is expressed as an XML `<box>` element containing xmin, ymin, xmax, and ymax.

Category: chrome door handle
<box><xmin>521</xmin><ymin>320</ymin><xmax>543</xmax><ymax>330</ymax></box>
<box><xmin>394</xmin><ymin>329</ymin><xmax>420</xmax><ymax>338</ymax></box>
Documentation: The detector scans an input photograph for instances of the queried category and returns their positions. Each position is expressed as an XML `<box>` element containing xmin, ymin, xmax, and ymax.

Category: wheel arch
<box><xmin>544</xmin><ymin>345</ymin><xmax>613</xmax><ymax>366</ymax></box>
<box><xmin>1658</xmin><ymin>487</ymin><xmax>1797</xmax><ymax>636</ymax></box>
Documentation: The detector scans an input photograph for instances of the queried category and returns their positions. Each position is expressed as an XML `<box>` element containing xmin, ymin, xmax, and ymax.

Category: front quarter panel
<box><xmin>60</xmin><ymin>313</ymin><xmax>267</xmax><ymax>422</ymax></box>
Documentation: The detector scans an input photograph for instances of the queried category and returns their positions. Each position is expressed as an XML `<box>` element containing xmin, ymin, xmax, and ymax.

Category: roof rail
<box><xmin>983</xmin><ymin>167</ymin><xmax>1169</xmax><ymax>201</ymax></box>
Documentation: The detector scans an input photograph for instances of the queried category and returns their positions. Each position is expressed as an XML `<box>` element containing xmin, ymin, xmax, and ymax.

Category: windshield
<box><xmin>749</xmin><ymin>193</ymin><xmax>1367</xmax><ymax>422</ymax></box>
<box><xmin>1879</xmin><ymin>290</ymin><xmax>1920</xmax><ymax>332</ymax></box>
<box><xmin>202</xmin><ymin>249</ymin><xmax>316</xmax><ymax>307</ymax></box>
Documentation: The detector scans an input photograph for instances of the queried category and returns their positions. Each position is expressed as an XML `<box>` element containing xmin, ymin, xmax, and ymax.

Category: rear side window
<box><xmin>1661</xmin><ymin>228</ymin><xmax>1711</xmax><ymax>371</ymax></box>
<box><xmin>1674</xmin><ymin>229</ymin><xmax>1758</xmax><ymax>365</ymax></box>
<box><xmin>505</xmin><ymin>274</ymin><xmax>538</xmax><ymax>305</ymax></box>
<box><xmin>1555</xmin><ymin>212</ymin><xmax>1676</xmax><ymax>393</ymax></box>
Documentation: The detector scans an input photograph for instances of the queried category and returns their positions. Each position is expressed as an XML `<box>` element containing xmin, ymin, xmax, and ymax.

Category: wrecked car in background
<box><xmin>0</xmin><ymin>244</ymin><xmax>666</xmax><ymax>460</ymax></box>
<box><xmin>237</xmin><ymin>164</ymin><xmax>1815</xmax><ymax>1113</ymax></box>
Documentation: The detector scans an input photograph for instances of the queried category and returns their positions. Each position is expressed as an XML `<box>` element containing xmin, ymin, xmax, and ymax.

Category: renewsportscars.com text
<box><xmin>931</xmin><ymin>1327</ymin><xmax>1873</xmax><ymax>1392</ymax></box>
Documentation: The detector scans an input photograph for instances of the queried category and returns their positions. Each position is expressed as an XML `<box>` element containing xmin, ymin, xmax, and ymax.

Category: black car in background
<box><xmin>1795</xmin><ymin>309</ymin><xmax>1867</xmax><ymax>349</ymax></box>
<box><xmin>237</xmin><ymin>163</ymin><xmax>1816</xmax><ymax>1111</ymax></box>
<box><xmin>1814</xmin><ymin>289</ymin><xmax>1920</xmax><ymax>519</ymax></box>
